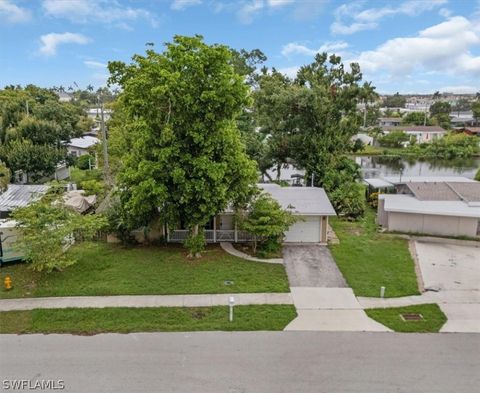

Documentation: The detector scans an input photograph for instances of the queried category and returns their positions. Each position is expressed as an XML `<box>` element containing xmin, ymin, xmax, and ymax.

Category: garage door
<box><xmin>284</xmin><ymin>216</ymin><xmax>320</xmax><ymax>243</ymax></box>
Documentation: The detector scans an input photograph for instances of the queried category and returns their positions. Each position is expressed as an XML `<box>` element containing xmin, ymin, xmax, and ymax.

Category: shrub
<box><xmin>76</xmin><ymin>154</ymin><xmax>94</xmax><ymax>170</ymax></box>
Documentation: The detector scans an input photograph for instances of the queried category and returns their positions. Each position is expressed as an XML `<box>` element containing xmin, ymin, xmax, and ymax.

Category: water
<box><xmin>355</xmin><ymin>155</ymin><xmax>480</xmax><ymax>179</ymax></box>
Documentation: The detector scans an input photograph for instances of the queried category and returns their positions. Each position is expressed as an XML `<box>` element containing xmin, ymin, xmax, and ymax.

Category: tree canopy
<box><xmin>252</xmin><ymin>53</ymin><xmax>370</xmax><ymax>218</ymax></box>
<box><xmin>108</xmin><ymin>35</ymin><xmax>258</xmax><ymax>254</ymax></box>
<box><xmin>0</xmin><ymin>85</ymin><xmax>91</xmax><ymax>181</ymax></box>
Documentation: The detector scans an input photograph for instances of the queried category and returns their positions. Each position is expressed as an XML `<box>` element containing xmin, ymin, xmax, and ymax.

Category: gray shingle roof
<box><xmin>259</xmin><ymin>183</ymin><xmax>336</xmax><ymax>216</ymax></box>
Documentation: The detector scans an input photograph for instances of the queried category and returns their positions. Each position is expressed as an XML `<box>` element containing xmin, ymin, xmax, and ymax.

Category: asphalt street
<box><xmin>1</xmin><ymin>332</ymin><xmax>479</xmax><ymax>393</ymax></box>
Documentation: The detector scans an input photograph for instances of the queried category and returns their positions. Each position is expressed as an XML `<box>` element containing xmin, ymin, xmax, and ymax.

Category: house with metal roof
<box><xmin>377</xmin><ymin>180</ymin><xmax>480</xmax><ymax>238</ymax></box>
<box><xmin>166</xmin><ymin>183</ymin><xmax>336</xmax><ymax>244</ymax></box>
<box><xmin>0</xmin><ymin>184</ymin><xmax>49</xmax><ymax>218</ymax></box>
<box><xmin>66</xmin><ymin>136</ymin><xmax>100</xmax><ymax>157</ymax></box>
<box><xmin>381</xmin><ymin>125</ymin><xmax>446</xmax><ymax>143</ymax></box>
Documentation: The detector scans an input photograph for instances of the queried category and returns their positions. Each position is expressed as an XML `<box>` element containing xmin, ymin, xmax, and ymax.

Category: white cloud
<box><xmin>42</xmin><ymin>0</ymin><xmax>158</xmax><ymax>27</ymax></box>
<box><xmin>171</xmin><ymin>0</ymin><xmax>202</xmax><ymax>11</ymax></box>
<box><xmin>351</xmin><ymin>17</ymin><xmax>480</xmax><ymax>78</ymax></box>
<box><xmin>237</xmin><ymin>0</ymin><xmax>300</xmax><ymax>23</ymax></box>
<box><xmin>267</xmin><ymin>0</ymin><xmax>294</xmax><ymax>7</ymax></box>
<box><xmin>439</xmin><ymin>8</ymin><xmax>452</xmax><ymax>18</ymax></box>
<box><xmin>84</xmin><ymin>60</ymin><xmax>107</xmax><ymax>69</ymax></box>
<box><xmin>0</xmin><ymin>0</ymin><xmax>31</xmax><ymax>23</ymax></box>
<box><xmin>282</xmin><ymin>41</ymin><xmax>349</xmax><ymax>57</ymax></box>
<box><xmin>277</xmin><ymin>65</ymin><xmax>300</xmax><ymax>79</ymax></box>
<box><xmin>39</xmin><ymin>32</ymin><xmax>90</xmax><ymax>57</ymax></box>
<box><xmin>332</xmin><ymin>0</ymin><xmax>447</xmax><ymax>35</ymax></box>
<box><xmin>238</xmin><ymin>0</ymin><xmax>264</xmax><ymax>24</ymax></box>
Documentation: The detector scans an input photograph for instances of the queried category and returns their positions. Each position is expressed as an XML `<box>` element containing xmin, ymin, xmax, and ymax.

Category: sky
<box><xmin>1</xmin><ymin>0</ymin><xmax>480</xmax><ymax>94</ymax></box>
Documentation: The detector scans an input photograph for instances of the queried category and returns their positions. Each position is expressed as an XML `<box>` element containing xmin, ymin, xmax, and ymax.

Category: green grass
<box><xmin>0</xmin><ymin>242</ymin><xmax>290</xmax><ymax>299</ymax></box>
<box><xmin>329</xmin><ymin>208</ymin><xmax>420</xmax><ymax>298</ymax></box>
<box><xmin>0</xmin><ymin>305</ymin><xmax>297</xmax><ymax>334</ymax></box>
<box><xmin>365</xmin><ymin>304</ymin><xmax>447</xmax><ymax>333</ymax></box>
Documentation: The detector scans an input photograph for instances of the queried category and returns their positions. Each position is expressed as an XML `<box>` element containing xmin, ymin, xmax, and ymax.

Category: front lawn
<box><xmin>329</xmin><ymin>208</ymin><xmax>420</xmax><ymax>298</ymax></box>
<box><xmin>0</xmin><ymin>305</ymin><xmax>297</xmax><ymax>334</ymax></box>
<box><xmin>0</xmin><ymin>242</ymin><xmax>290</xmax><ymax>299</ymax></box>
<box><xmin>365</xmin><ymin>304</ymin><xmax>447</xmax><ymax>333</ymax></box>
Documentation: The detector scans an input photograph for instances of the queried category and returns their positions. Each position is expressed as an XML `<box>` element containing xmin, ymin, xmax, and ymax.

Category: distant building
<box><xmin>0</xmin><ymin>184</ymin><xmax>49</xmax><ymax>218</ymax></box>
<box><xmin>67</xmin><ymin>136</ymin><xmax>100</xmax><ymax>157</ymax></box>
<box><xmin>461</xmin><ymin>127</ymin><xmax>480</xmax><ymax>137</ymax></box>
<box><xmin>376</xmin><ymin>179</ymin><xmax>480</xmax><ymax>238</ymax></box>
<box><xmin>56</xmin><ymin>91</ymin><xmax>73</xmax><ymax>102</ymax></box>
<box><xmin>381</xmin><ymin>125</ymin><xmax>446</xmax><ymax>143</ymax></box>
<box><xmin>378</xmin><ymin>117</ymin><xmax>402</xmax><ymax>127</ymax></box>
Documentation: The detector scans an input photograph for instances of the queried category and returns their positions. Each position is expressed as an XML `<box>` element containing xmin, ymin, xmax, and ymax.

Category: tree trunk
<box><xmin>276</xmin><ymin>163</ymin><xmax>281</xmax><ymax>181</ymax></box>
<box><xmin>363</xmin><ymin>101</ymin><xmax>367</xmax><ymax>127</ymax></box>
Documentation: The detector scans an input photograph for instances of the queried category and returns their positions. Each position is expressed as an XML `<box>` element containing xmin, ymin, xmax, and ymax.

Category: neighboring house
<box><xmin>67</xmin><ymin>136</ymin><xmax>100</xmax><ymax>157</ymax></box>
<box><xmin>377</xmin><ymin>180</ymin><xmax>480</xmax><ymax>238</ymax></box>
<box><xmin>378</xmin><ymin>117</ymin><xmax>402</xmax><ymax>127</ymax></box>
<box><xmin>56</xmin><ymin>91</ymin><xmax>72</xmax><ymax>102</ymax></box>
<box><xmin>264</xmin><ymin>164</ymin><xmax>305</xmax><ymax>186</ymax></box>
<box><xmin>166</xmin><ymin>183</ymin><xmax>336</xmax><ymax>244</ymax></box>
<box><xmin>14</xmin><ymin>163</ymin><xmax>70</xmax><ymax>185</ymax></box>
<box><xmin>352</xmin><ymin>133</ymin><xmax>374</xmax><ymax>146</ymax></box>
<box><xmin>0</xmin><ymin>184</ymin><xmax>49</xmax><ymax>219</ymax></box>
<box><xmin>450</xmin><ymin>112</ymin><xmax>475</xmax><ymax>127</ymax></box>
<box><xmin>381</xmin><ymin>125</ymin><xmax>446</xmax><ymax>143</ymax></box>
<box><xmin>0</xmin><ymin>184</ymin><xmax>49</xmax><ymax>264</ymax></box>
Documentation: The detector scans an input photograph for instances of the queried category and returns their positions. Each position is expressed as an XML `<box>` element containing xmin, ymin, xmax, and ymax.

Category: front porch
<box><xmin>167</xmin><ymin>229</ymin><xmax>255</xmax><ymax>243</ymax></box>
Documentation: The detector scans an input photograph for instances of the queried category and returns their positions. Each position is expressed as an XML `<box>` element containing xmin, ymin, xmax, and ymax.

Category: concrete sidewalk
<box><xmin>0</xmin><ymin>293</ymin><xmax>293</xmax><ymax>311</ymax></box>
<box><xmin>284</xmin><ymin>287</ymin><xmax>391</xmax><ymax>332</ymax></box>
<box><xmin>220</xmin><ymin>242</ymin><xmax>283</xmax><ymax>264</ymax></box>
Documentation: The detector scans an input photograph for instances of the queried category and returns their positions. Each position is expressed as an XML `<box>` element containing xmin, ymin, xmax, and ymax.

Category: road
<box><xmin>1</xmin><ymin>332</ymin><xmax>479</xmax><ymax>393</ymax></box>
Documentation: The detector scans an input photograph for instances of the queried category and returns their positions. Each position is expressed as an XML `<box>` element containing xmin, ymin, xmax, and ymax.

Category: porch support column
<box><xmin>213</xmin><ymin>216</ymin><xmax>217</xmax><ymax>243</ymax></box>
<box><xmin>166</xmin><ymin>226</ymin><xmax>170</xmax><ymax>243</ymax></box>
<box><xmin>234</xmin><ymin>220</ymin><xmax>238</xmax><ymax>243</ymax></box>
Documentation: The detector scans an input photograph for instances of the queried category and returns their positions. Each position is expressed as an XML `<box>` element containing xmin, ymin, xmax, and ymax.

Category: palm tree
<box><xmin>361</xmin><ymin>82</ymin><xmax>379</xmax><ymax>128</ymax></box>
<box><xmin>87</xmin><ymin>84</ymin><xmax>94</xmax><ymax>92</ymax></box>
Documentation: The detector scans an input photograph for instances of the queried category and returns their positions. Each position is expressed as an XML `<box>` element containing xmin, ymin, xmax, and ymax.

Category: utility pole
<box><xmin>99</xmin><ymin>101</ymin><xmax>112</xmax><ymax>187</ymax></box>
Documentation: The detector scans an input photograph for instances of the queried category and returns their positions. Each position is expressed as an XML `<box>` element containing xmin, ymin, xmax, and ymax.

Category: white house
<box><xmin>381</xmin><ymin>125</ymin><xmax>446</xmax><ymax>143</ymax></box>
<box><xmin>67</xmin><ymin>136</ymin><xmax>100</xmax><ymax>157</ymax></box>
<box><xmin>379</xmin><ymin>117</ymin><xmax>402</xmax><ymax>127</ymax></box>
<box><xmin>166</xmin><ymin>183</ymin><xmax>336</xmax><ymax>244</ymax></box>
<box><xmin>377</xmin><ymin>180</ymin><xmax>480</xmax><ymax>238</ymax></box>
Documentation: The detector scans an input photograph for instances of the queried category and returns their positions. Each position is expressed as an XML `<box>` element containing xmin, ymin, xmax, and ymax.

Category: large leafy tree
<box><xmin>108</xmin><ymin>35</ymin><xmax>257</xmax><ymax>255</ymax></box>
<box><xmin>254</xmin><ymin>54</ymin><xmax>370</xmax><ymax>218</ymax></box>
<box><xmin>0</xmin><ymin>85</ymin><xmax>89</xmax><ymax>181</ymax></box>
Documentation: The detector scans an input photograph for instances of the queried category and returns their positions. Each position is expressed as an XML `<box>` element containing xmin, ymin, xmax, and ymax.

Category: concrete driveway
<box><xmin>414</xmin><ymin>241</ymin><xmax>480</xmax><ymax>333</ymax></box>
<box><xmin>415</xmin><ymin>242</ymin><xmax>480</xmax><ymax>291</ymax></box>
<box><xmin>283</xmin><ymin>245</ymin><xmax>347</xmax><ymax>287</ymax></box>
<box><xmin>283</xmin><ymin>245</ymin><xmax>389</xmax><ymax>331</ymax></box>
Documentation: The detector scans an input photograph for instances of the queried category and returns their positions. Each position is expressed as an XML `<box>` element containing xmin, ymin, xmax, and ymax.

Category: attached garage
<box><xmin>284</xmin><ymin>216</ymin><xmax>321</xmax><ymax>243</ymax></box>
<box><xmin>259</xmin><ymin>184</ymin><xmax>336</xmax><ymax>244</ymax></box>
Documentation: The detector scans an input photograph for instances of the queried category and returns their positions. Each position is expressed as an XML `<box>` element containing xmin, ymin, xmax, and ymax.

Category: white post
<box><xmin>213</xmin><ymin>216</ymin><xmax>217</xmax><ymax>243</ymax></box>
<box><xmin>166</xmin><ymin>227</ymin><xmax>170</xmax><ymax>243</ymax></box>
<box><xmin>234</xmin><ymin>220</ymin><xmax>238</xmax><ymax>243</ymax></box>
<box><xmin>380</xmin><ymin>286</ymin><xmax>385</xmax><ymax>298</ymax></box>
<box><xmin>228</xmin><ymin>296</ymin><xmax>235</xmax><ymax>322</ymax></box>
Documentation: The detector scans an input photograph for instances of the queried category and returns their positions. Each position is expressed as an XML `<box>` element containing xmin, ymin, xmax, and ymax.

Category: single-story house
<box><xmin>378</xmin><ymin>117</ymin><xmax>402</xmax><ymax>127</ymax></box>
<box><xmin>0</xmin><ymin>184</ymin><xmax>49</xmax><ymax>218</ymax></box>
<box><xmin>67</xmin><ymin>136</ymin><xmax>100</xmax><ymax>157</ymax></box>
<box><xmin>166</xmin><ymin>183</ymin><xmax>336</xmax><ymax>244</ymax></box>
<box><xmin>381</xmin><ymin>125</ymin><xmax>446</xmax><ymax>143</ymax></box>
<box><xmin>377</xmin><ymin>180</ymin><xmax>480</xmax><ymax>238</ymax></box>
